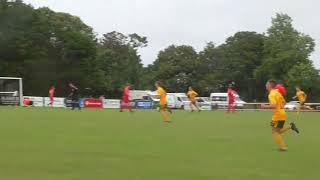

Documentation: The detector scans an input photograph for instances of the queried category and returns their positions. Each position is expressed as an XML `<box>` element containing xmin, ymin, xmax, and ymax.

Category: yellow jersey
<box><xmin>268</xmin><ymin>89</ymin><xmax>286</xmax><ymax>121</ymax></box>
<box><xmin>187</xmin><ymin>90</ymin><xmax>198</xmax><ymax>102</ymax></box>
<box><xmin>157</xmin><ymin>87</ymin><xmax>167</xmax><ymax>105</ymax></box>
<box><xmin>296</xmin><ymin>90</ymin><xmax>306</xmax><ymax>103</ymax></box>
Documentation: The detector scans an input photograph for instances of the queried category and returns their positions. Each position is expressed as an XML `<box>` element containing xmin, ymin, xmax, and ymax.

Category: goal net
<box><xmin>0</xmin><ymin>77</ymin><xmax>23</xmax><ymax>106</ymax></box>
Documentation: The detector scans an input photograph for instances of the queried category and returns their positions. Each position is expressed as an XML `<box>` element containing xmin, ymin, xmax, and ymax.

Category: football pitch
<box><xmin>0</xmin><ymin>107</ymin><xmax>319</xmax><ymax>180</ymax></box>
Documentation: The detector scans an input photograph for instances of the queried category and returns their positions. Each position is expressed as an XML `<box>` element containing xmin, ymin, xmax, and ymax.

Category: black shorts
<box><xmin>271</xmin><ymin>121</ymin><xmax>285</xmax><ymax>129</ymax></box>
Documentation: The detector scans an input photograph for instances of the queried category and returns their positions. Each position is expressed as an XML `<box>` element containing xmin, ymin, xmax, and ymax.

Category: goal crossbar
<box><xmin>0</xmin><ymin>77</ymin><xmax>22</xmax><ymax>80</ymax></box>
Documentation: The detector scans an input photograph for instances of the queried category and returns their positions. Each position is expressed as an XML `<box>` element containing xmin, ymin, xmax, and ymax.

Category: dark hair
<box><xmin>155</xmin><ymin>81</ymin><xmax>162</xmax><ymax>87</ymax></box>
<box><xmin>268</xmin><ymin>79</ymin><xmax>277</xmax><ymax>88</ymax></box>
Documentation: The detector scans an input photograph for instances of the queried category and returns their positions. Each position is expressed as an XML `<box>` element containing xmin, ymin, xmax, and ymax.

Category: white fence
<box><xmin>22</xmin><ymin>97</ymin><xmax>121</xmax><ymax>109</ymax></box>
<box><xmin>16</xmin><ymin>97</ymin><xmax>320</xmax><ymax>112</ymax></box>
<box><xmin>44</xmin><ymin>97</ymin><xmax>65</xmax><ymax>108</ymax></box>
<box><xmin>24</xmin><ymin>96</ymin><xmax>44</xmax><ymax>107</ymax></box>
<box><xmin>103</xmin><ymin>99</ymin><xmax>121</xmax><ymax>109</ymax></box>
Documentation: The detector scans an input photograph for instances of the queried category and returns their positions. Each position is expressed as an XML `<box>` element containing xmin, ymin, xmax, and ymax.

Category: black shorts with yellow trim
<box><xmin>159</xmin><ymin>104</ymin><xmax>168</xmax><ymax>110</ymax></box>
<box><xmin>271</xmin><ymin>121</ymin><xmax>286</xmax><ymax>129</ymax></box>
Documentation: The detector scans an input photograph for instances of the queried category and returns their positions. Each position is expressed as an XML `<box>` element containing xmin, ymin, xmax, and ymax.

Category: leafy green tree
<box><xmin>93</xmin><ymin>31</ymin><xmax>147</xmax><ymax>97</ymax></box>
<box><xmin>223</xmin><ymin>32</ymin><xmax>265</xmax><ymax>100</ymax></box>
<box><xmin>26</xmin><ymin>7</ymin><xmax>97</xmax><ymax>96</ymax></box>
<box><xmin>286</xmin><ymin>63</ymin><xmax>320</xmax><ymax>101</ymax></box>
<box><xmin>0</xmin><ymin>1</ymin><xmax>146</xmax><ymax>98</ymax></box>
<box><xmin>0</xmin><ymin>2</ymin><xmax>97</xmax><ymax>96</ymax></box>
<box><xmin>0</xmin><ymin>0</ymin><xmax>34</xmax><ymax>76</ymax></box>
<box><xmin>196</xmin><ymin>42</ymin><xmax>227</xmax><ymax>95</ymax></box>
<box><xmin>255</xmin><ymin>13</ymin><xmax>318</xmax><ymax>100</ymax></box>
<box><xmin>197</xmin><ymin>32</ymin><xmax>265</xmax><ymax>100</ymax></box>
<box><xmin>1</xmin><ymin>3</ymin><xmax>319</xmax><ymax>102</ymax></box>
<box><xmin>143</xmin><ymin>45</ymin><xmax>198</xmax><ymax>92</ymax></box>
<box><xmin>256</xmin><ymin>13</ymin><xmax>315</xmax><ymax>81</ymax></box>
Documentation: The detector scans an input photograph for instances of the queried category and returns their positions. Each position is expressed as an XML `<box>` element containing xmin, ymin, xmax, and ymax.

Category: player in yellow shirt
<box><xmin>155</xmin><ymin>81</ymin><xmax>171</xmax><ymax>123</ymax></box>
<box><xmin>293</xmin><ymin>87</ymin><xmax>312</xmax><ymax>113</ymax></box>
<box><xmin>187</xmin><ymin>87</ymin><xmax>201</xmax><ymax>112</ymax></box>
<box><xmin>262</xmin><ymin>80</ymin><xmax>299</xmax><ymax>151</ymax></box>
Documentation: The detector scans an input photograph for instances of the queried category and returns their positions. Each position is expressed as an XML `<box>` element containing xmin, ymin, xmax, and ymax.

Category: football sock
<box><xmin>160</xmin><ymin>110</ymin><xmax>170</xmax><ymax>122</ymax></box>
<box><xmin>272</xmin><ymin>133</ymin><xmax>286</xmax><ymax>149</ymax></box>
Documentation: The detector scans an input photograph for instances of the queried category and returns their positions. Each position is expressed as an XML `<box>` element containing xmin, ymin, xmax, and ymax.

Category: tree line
<box><xmin>1</xmin><ymin>0</ymin><xmax>319</xmax><ymax>101</ymax></box>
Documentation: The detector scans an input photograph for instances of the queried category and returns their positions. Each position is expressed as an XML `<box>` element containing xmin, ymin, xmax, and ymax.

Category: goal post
<box><xmin>0</xmin><ymin>77</ymin><xmax>23</xmax><ymax>106</ymax></box>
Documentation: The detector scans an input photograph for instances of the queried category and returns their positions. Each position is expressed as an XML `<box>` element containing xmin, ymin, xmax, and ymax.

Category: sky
<box><xmin>24</xmin><ymin>0</ymin><xmax>320</xmax><ymax>68</ymax></box>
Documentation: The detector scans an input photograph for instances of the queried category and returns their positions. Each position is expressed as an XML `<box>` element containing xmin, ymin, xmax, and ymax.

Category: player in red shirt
<box><xmin>48</xmin><ymin>86</ymin><xmax>55</xmax><ymax>107</ymax></box>
<box><xmin>120</xmin><ymin>83</ymin><xmax>133</xmax><ymax>112</ymax></box>
<box><xmin>227</xmin><ymin>85</ymin><xmax>238</xmax><ymax>113</ymax></box>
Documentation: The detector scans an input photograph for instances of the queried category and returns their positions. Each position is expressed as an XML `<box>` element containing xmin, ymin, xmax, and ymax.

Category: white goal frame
<box><xmin>0</xmin><ymin>77</ymin><xmax>23</xmax><ymax>106</ymax></box>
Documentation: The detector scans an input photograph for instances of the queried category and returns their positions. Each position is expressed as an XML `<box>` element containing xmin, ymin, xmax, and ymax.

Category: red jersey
<box><xmin>275</xmin><ymin>84</ymin><xmax>286</xmax><ymax>96</ymax></box>
<box><xmin>49</xmin><ymin>88</ymin><xmax>55</xmax><ymax>97</ymax></box>
<box><xmin>123</xmin><ymin>86</ymin><xmax>129</xmax><ymax>97</ymax></box>
<box><xmin>228</xmin><ymin>89</ymin><xmax>237</xmax><ymax>102</ymax></box>
<box><xmin>122</xmin><ymin>86</ymin><xmax>130</xmax><ymax>103</ymax></box>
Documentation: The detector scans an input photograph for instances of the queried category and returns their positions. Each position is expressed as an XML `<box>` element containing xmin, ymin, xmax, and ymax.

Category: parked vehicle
<box><xmin>185</xmin><ymin>97</ymin><xmax>212</xmax><ymax>111</ymax></box>
<box><xmin>284</xmin><ymin>101</ymin><xmax>299</xmax><ymax>110</ymax></box>
<box><xmin>196</xmin><ymin>97</ymin><xmax>211</xmax><ymax>107</ymax></box>
<box><xmin>210</xmin><ymin>93</ymin><xmax>246</xmax><ymax>108</ymax></box>
<box><xmin>129</xmin><ymin>90</ymin><xmax>151</xmax><ymax>100</ymax></box>
<box><xmin>168</xmin><ymin>93</ymin><xmax>189</xmax><ymax>109</ymax></box>
<box><xmin>146</xmin><ymin>92</ymin><xmax>190</xmax><ymax>109</ymax></box>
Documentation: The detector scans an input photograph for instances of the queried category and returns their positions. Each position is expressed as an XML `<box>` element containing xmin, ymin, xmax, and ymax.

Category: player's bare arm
<box><xmin>261</xmin><ymin>103</ymin><xmax>276</xmax><ymax>109</ymax></box>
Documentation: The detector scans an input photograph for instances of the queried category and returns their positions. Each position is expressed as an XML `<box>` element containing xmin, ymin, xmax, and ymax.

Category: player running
<box><xmin>187</xmin><ymin>87</ymin><xmax>201</xmax><ymax>112</ymax></box>
<box><xmin>293</xmin><ymin>87</ymin><xmax>313</xmax><ymax>113</ymax></box>
<box><xmin>155</xmin><ymin>81</ymin><xmax>172</xmax><ymax>123</ymax></box>
<box><xmin>262</xmin><ymin>80</ymin><xmax>300</xmax><ymax>151</ymax></box>
<box><xmin>68</xmin><ymin>83</ymin><xmax>81</xmax><ymax>110</ymax></box>
<box><xmin>120</xmin><ymin>83</ymin><xmax>133</xmax><ymax>113</ymax></box>
<box><xmin>48</xmin><ymin>86</ymin><xmax>55</xmax><ymax>107</ymax></box>
<box><xmin>227</xmin><ymin>85</ymin><xmax>238</xmax><ymax>113</ymax></box>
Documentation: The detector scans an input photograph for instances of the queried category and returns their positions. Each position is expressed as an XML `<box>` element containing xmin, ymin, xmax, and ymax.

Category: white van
<box><xmin>129</xmin><ymin>90</ymin><xmax>151</xmax><ymax>100</ymax></box>
<box><xmin>210</xmin><ymin>93</ymin><xmax>246</xmax><ymax>108</ymax></box>
<box><xmin>184</xmin><ymin>97</ymin><xmax>212</xmax><ymax>111</ymax></box>
<box><xmin>168</xmin><ymin>93</ymin><xmax>190</xmax><ymax>109</ymax></box>
<box><xmin>147</xmin><ymin>92</ymin><xmax>189</xmax><ymax>109</ymax></box>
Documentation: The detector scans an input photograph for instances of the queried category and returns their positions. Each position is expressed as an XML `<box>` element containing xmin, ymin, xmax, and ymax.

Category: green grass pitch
<box><xmin>0</xmin><ymin>107</ymin><xmax>319</xmax><ymax>180</ymax></box>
